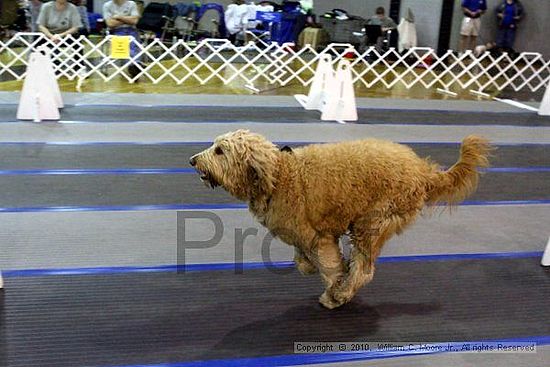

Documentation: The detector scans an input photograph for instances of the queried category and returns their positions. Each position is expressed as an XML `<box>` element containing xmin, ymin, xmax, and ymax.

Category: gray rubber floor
<box><xmin>0</xmin><ymin>93</ymin><xmax>548</xmax><ymax>367</ymax></box>
<box><xmin>1</xmin><ymin>121</ymin><xmax>548</xmax><ymax>144</ymax></box>
<box><xmin>0</xmin><ymin>92</ymin><xmax>539</xmax><ymax>112</ymax></box>
<box><xmin>0</xmin><ymin>143</ymin><xmax>548</xmax><ymax>169</ymax></box>
<box><xmin>1</xmin><ymin>257</ymin><xmax>548</xmax><ymax>367</ymax></box>
<box><xmin>1</xmin><ymin>205</ymin><xmax>547</xmax><ymax>270</ymax></box>
<box><xmin>2</xmin><ymin>105</ymin><xmax>550</xmax><ymax>125</ymax></box>
<box><xmin>0</xmin><ymin>171</ymin><xmax>547</xmax><ymax>208</ymax></box>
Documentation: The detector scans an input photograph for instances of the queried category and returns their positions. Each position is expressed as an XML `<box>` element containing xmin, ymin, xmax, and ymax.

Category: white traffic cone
<box><xmin>542</xmin><ymin>236</ymin><xmax>550</xmax><ymax>267</ymax></box>
<box><xmin>538</xmin><ymin>82</ymin><xmax>550</xmax><ymax>116</ymax></box>
<box><xmin>321</xmin><ymin>59</ymin><xmax>358</xmax><ymax>123</ymax></box>
<box><xmin>17</xmin><ymin>51</ymin><xmax>62</xmax><ymax>121</ymax></box>
<box><xmin>42</xmin><ymin>51</ymin><xmax>64</xmax><ymax>109</ymax></box>
<box><xmin>294</xmin><ymin>54</ymin><xmax>334</xmax><ymax>110</ymax></box>
<box><xmin>36</xmin><ymin>46</ymin><xmax>63</xmax><ymax>108</ymax></box>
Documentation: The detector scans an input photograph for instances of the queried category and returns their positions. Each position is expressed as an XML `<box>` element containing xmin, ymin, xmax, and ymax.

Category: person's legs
<box><xmin>111</xmin><ymin>27</ymin><xmax>143</xmax><ymax>78</ymax></box>
<box><xmin>121</xmin><ymin>28</ymin><xmax>142</xmax><ymax>62</ymax></box>
<box><xmin>496</xmin><ymin>28</ymin><xmax>506</xmax><ymax>49</ymax></box>
<box><xmin>505</xmin><ymin>28</ymin><xmax>516</xmax><ymax>51</ymax></box>
<box><xmin>459</xmin><ymin>17</ymin><xmax>471</xmax><ymax>53</ymax></box>
<box><xmin>469</xmin><ymin>36</ymin><xmax>477</xmax><ymax>51</ymax></box>
<box><xmin>468</xmin><ymin>18</ymin><xmax>480</xmax><ymax>51</ymax></box>
<box><xmin>459</xmin><ymin>36</ymin><xmax>467</xmax><ymax>53</ymax></box>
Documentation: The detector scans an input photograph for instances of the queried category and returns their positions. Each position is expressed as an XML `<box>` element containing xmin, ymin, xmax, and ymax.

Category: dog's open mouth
<box><xmin>197</xmin><ymin>170</ymin><xmax>219</xmax><ymax>189</ymax></box>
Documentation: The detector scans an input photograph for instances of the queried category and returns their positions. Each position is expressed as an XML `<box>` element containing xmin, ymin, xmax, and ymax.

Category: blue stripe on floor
<box><xmin>0</xmin><ymin>200</ymin><xmax>547</xmax><ymax>213</ymax></box>
<box><xmin>0</xmin><ymin>200</ymin><xmax>550</xmax><ymax>213</ymax></box>
<box><xmin>481</xmin><ymin>167</ymin><xmax>550</xmax><ymax>173</ymax></box>
<box><xmin>0</xmin><ymin>168</ymin><xmax>196</xmax><ymax>175</ymax></box>
<box><xmin>460</xmin><ymin>200</ymin><xmax>550</xmax><ymax>206</ymax></box>
<box><xmin>0</xmin><ymin>203</ymin><xmax>249</xmax><ymax>213</ymax></box>
<box><xmin>0</xmin><ymin>102</ymin><xmax>537</xmax><ymax>113</ymax></box>
<box><xmin>2</xmin><ymin>251</ymin><xmax>543</xmax><ymax>278</ymax></box>
<box><xmin>41</xmin><ymin>335</ymin><xmax>550</xmax><ymax>367</ymax></box>
<box><xmin>0</xmin><ymin>167</ymin><xmax>547</xmax><ymax>175</ymax></box>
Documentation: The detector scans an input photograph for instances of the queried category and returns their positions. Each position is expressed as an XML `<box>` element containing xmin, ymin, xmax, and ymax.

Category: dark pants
<box><xmin>496</xmin><ymin>26</ymin><xmax>516</xmax><ymax>51</ymax></box>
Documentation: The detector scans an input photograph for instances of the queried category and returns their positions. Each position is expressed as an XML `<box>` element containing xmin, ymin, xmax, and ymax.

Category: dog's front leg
<box><xmin>294</xmin><ymin>247</ymin><xmax>317</xmax><ymax>275</ymax></box>
<box><xmin>308</xmin><ymin>235</ymin><xmax>346</xmax><ymax>309</ymax></box>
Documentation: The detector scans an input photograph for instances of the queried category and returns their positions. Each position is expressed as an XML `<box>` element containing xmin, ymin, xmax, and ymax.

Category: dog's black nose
<box><xmin>189</xmin><ymin>156</ymin><xmax>197</xmax><ymax>166</ymax></box>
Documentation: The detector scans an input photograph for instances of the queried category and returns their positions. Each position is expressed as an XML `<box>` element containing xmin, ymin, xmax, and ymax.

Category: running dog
<box><xmin>190</xmin><ymin>130</ymin><xmax>491</xmax><ymax>309</ymax></box>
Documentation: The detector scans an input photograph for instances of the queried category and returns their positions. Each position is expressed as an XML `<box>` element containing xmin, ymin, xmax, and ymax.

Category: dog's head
<box><xmin>189</xmin><ymin>130</ymin><xmax>279</xmax><ymax>201</ymax></box>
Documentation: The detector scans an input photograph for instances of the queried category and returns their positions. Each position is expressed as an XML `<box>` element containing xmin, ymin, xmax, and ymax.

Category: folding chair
<box><xmin>245</xmin><ymin>11</ymin><xmax>282</xmax><ymax>46</ymax></box>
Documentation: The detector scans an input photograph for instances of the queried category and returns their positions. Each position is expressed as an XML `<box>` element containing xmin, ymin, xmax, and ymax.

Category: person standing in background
<box><xmin>459</xmin><ymin>0</ymin><xmax>487</xmax><ymax>53</ymax></box>
<box><xmin>496</xmin><ymin>0</ymin><xmax>523</xmax><ymax>53</ymax></box>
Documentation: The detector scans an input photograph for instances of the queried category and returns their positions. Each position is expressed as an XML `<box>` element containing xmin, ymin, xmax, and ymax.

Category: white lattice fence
<box><xmin>1</xmin><ymin>33</ymin><xmax>549</xmax><ymax>94</ymax></box>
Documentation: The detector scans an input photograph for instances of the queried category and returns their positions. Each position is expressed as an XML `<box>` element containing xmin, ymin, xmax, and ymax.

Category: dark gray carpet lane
<box><xmin>0</xmin><ymin>143</ymin><xmax>549</xmax><ymax>170</ymax></box>
<box><xmin>0</xmin><ymin>172</ymin><xmax>547</xmax><ymax>208</ymax></box>
<box><xmin>1</xmin><ymin>258</ymin><xmax>549</xmax><ymax>367</ymax></box>
<box><xmin>1</xmin><ymin>105</ymin><xmax>549</xmax><ymax>125</ymax></box>
<box><xmin>0</xmin><ymin>174</ymin><xmax>236</xmax><ymax>208</ymax></box>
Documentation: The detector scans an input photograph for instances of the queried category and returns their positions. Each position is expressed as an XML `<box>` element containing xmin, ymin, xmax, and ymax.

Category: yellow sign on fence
<box><xmin>110</xmin><ymin>36</ymin><xmax>131</xmax><ymax>59</ymax></box>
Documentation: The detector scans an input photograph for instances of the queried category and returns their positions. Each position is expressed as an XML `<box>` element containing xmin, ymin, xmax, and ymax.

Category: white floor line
<box><xmin>494</xmin><ymin>97</ymin><xmax>539</xmax><ymax>112</ymax></box>
<box><xmin>293</xmin><ymin>94</ymin><xmax>308</xmax><ymax>109</ymax></box>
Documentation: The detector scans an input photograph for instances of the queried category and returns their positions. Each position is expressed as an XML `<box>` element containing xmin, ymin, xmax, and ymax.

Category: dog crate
<box><xmin>319</xmin><ymin>17</ymin><xmax>365</xmax><ymax>44</ymax></box>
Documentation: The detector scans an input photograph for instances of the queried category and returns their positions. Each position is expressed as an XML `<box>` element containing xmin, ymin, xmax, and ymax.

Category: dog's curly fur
<box><xmin>191</xmin><ymin>130</ymin><xmax>492</xmax><ymax>309</ymax></box>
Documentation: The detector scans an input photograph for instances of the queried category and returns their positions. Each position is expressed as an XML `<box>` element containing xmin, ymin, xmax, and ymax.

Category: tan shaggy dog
<box><xmin>190</xmin><ymin>130</ymin><xmax>491</xmax><ymax>309</ymax></box>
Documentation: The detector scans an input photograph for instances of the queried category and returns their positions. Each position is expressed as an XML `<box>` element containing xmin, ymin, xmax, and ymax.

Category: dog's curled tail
<box><xmin>426</xmin><ymin>135</ymin><xmax>493</xmax><ymax>206</ymax></box>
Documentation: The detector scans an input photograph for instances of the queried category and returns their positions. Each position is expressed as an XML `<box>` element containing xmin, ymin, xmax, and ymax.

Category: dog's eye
<box><xmin>214</xmin><ymin>146</ymin><xmax>224</xmax><ymax>155</ymax></box>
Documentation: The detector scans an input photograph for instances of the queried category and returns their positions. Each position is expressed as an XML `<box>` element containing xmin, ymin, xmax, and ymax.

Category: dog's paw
<box><xmin>295</xmin><ymin>259</ymin><xmax>317</xmax><ymax>275</ymax></box>
<box><xmin>331</xmin><ymin>289</ymin><xmax>353</xmax><ymax>306</ymax></box>
<box><xmin>319</xmin><ymin>291</ymin><xmax>345</xmax><ymax>309</ymax></box>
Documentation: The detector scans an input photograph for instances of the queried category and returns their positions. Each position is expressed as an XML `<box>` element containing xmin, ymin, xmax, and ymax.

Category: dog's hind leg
<box><xmin>307</xmin><ymin>234</ymin><xmax>346</xmax><ymax>309</ymax></box>
<box><xmin>333</xmin><ymin>210</ymin><xmax>420</xmax><ymax>306</ymax></box>
<box><xmin>330</xmin><ymin>229</ymin><xmax>386</xmax><ymax>306</ymax></box>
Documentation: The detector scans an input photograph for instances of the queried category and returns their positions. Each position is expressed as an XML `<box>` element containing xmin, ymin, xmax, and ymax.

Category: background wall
<box><xmin>93</xmin><ymin>0</ymin><xmax>549</xmax><ymax>57</ymax></box>
<box><xmin>399</xmin><ymin>0</ymin><xmax>443</xmax><ymax>51</ymax></box>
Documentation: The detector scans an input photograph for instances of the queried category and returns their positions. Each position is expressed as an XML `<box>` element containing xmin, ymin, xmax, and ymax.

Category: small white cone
<box><xmin>17</xmin><ymin>52</ymin><xmax>61</xmax><ymax>121</ymax></box>
<box><xmin>36</xmin><ymin>46</ymin><xmax>64</xmax><ymax>108</ymax></box>
<box><xmin>538</xmin><ymin>82</ymin><xmax>550</xmax><ymax>116</ymax></box>
<box><xmin>321</xmin><ymin>59</ymin><xmax>357</xmax><ymax>123</ymax></box>
<box><xmin>17</xmin><ymin>53</ymin><xmax>40</xmax><ymax>120</ymax></box>
<box><xmin>0</xmin><ymin>271</ymin><xmax>3</xmax><ymax>289</ymax></box>
<box><xmin>294</xmin><ymin>54</ymin><xmax>334</xmax><ymax>110</ymax></box>
<box><xmin>542</xmin><ymin>236</ymin><xmax>550</xmax><ymax>267</ymax></box>
<box><xmin>41</xmin><ymin>52</ymin><xmax>63</xmax><ymax>108</ymax></box>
